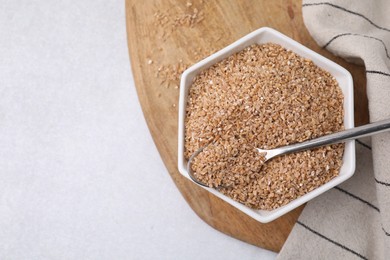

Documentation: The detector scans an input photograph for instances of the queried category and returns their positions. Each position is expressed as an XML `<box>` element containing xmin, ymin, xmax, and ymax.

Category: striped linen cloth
<box><xmin>278</xmin><ymin>1</ymin><xmax>390</xmax><ymax>259</ymax></box>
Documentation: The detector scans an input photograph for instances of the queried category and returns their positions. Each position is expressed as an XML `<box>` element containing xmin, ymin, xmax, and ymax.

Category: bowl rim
<box><xmin>177</xmin><ymin>27</ymin><xmax>355</xmax><ymax>223</ymax></box>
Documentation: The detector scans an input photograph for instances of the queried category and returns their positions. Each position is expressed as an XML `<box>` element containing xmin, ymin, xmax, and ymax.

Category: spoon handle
<box><xmin>277</xmin><ymin>118</ymin><xmax>390</xmax><ymax>156</ymax></box>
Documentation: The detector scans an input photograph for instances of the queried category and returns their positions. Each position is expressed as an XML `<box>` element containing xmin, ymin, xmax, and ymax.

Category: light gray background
<box><xmin>0</xmin><ymin>1</ymin><xmax>276</xmax><ymax>259</ymax></box>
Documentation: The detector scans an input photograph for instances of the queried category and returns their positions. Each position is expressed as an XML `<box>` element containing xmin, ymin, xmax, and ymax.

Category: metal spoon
<box><xmin>187</xmin><ymin>118</ymin><xmax>390</xmax><ymax>187</ymax></box>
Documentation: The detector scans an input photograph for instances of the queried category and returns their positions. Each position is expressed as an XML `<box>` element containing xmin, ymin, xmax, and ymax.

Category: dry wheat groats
<box><xmin>184</xmin><ymin>43</ymin><xmax>344</xmax><ymax>210</ymax></box>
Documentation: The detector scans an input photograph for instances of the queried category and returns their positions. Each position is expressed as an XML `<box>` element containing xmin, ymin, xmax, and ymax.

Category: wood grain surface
<box><xmin>125</xmin><ymin>0</ymin><xmax>368</xmax><ymax>252</ymax></box>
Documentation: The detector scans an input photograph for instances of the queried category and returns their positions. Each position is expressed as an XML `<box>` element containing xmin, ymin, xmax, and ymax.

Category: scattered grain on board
<box><xmin>153</xmin><ymin>1</ymin><xmax>205</xmax><ymax>31</ymax></box>
<box><xmin>156</xmin><ymin>61</ymin><xmax>189</xmax><ymax>88</ymax></box>
<box><xmin>149</xmin><ymin>1</ymin><xmax>218</xmax><ymax>90</ymax></box>
<box><xmin>185</xmin><ymin>43</ymin><xmax>344</xmax><ymax>210</ymax></box>
<box><xmin>152</xmin><ymin>47</ymin><xmax>217</xmax><ymax>89</ymax></box>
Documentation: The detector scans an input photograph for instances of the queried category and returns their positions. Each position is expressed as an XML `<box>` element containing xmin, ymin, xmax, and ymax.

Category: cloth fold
<box><xmin>278</xmin><ymin>1</ymin><xmax>390</xmax><ymax>259</ymax></box>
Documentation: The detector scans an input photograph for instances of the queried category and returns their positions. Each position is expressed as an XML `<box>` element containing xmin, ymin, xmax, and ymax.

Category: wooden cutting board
<box><xmin>125</xmin><ymin>0</ymin><xmax>368</xmax><ymax>252</ymax></box>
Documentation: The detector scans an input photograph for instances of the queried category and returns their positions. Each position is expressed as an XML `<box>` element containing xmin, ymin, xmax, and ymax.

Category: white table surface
<box><xmin>0</xmin><ymin>1</ymin><xmax>276</xmax><ymax>259</ymax></box>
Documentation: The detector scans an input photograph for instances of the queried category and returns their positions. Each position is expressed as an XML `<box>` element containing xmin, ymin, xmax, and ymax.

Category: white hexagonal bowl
<box><xmin>178</xmin><ymin>27</ymin><xmax>355</xmax><ymax>223</ymax></box>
